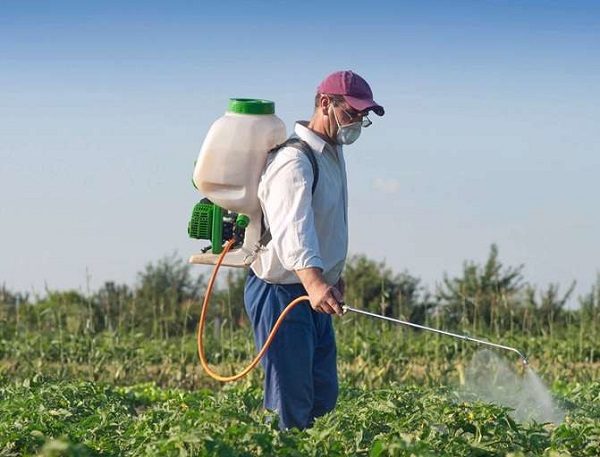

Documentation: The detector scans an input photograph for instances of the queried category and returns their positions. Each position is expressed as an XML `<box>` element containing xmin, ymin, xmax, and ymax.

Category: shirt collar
<box><xmin>294</xmin><ymin>121</ymin><xmax>335</xmax><ymax>155</ymax></box>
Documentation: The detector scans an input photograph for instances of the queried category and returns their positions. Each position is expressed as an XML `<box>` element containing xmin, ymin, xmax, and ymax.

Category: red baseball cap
<box><xmin>317</xmin><ymin>70</ymin><xmax>385</xmax><ymax>116</ymax></box>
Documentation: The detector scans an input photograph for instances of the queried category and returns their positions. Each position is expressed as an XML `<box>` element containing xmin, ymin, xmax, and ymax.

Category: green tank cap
<box><xmin>236</xmin><ymin>214</ymin><xmax>250</xmax><ymax>229</ymax></box>
<box><xmin>228</xmin><ymin>98</ymin><xmax>275</xmax><ymax>115</ymax></box>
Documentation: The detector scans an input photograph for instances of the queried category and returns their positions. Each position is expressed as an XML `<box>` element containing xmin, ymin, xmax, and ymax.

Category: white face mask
<box><xmin>332</xmin><ymin>106</ymin><xmax>362</xmax><ymax>145</ymax></box>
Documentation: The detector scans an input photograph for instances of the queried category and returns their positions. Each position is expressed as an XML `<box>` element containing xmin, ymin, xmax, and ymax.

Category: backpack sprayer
<box><xmin>189</xmin><ymin>99</ymin><xmax>528</xmax><ymax>382</ymax></box>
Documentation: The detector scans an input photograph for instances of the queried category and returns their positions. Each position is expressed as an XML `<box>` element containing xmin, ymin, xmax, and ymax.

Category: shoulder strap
<box><xmin>267</xmin><ymin>136</ymin><xmax>319</xmax><ymax>194</ymax></box>
<box><xmin>259</xmin><ymin>136</ymin><xmax>320</xmax><ymax>247</ymax></box>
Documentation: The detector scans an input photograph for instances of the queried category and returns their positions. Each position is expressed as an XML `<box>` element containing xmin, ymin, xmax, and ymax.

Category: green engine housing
<box><xmin>188</xmin><ymin>198</ymin><xmax>248</xmax><ymax>254</ymax></box>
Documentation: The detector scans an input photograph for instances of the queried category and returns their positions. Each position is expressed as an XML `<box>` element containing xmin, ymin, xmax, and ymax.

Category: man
<box><xmin>244</xmin><ymin>70</ymin><xmax>385</xmax><ymax>430</ymax></box>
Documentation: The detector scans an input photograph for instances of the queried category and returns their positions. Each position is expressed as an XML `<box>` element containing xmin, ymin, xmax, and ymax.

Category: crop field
<box><xmin>1</xmin><ymin>318</ymin><xmax>599</xmax><ymax>456</ymax></box>
<box><xmin>1</xmin><ymin>254</ymin><xmax>600</xmax><ymax>456</ymax></box>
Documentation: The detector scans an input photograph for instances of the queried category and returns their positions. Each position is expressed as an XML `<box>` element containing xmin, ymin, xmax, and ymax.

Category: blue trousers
<box><xmin>244</xmin><ymin>269</ymin><xmax>338</xmax><ymax>430</ymax></box>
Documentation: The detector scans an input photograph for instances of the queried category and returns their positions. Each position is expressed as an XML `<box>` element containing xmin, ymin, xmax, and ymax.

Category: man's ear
<box><xmin>320</xmin><ymin>95</ymin><xmax>330</xmax><ymax>116</ymax></box>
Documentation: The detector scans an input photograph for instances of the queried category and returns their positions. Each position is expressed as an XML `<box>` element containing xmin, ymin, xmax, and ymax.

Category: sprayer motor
<box><xmin>188</xmin><ymin>198</ymin><xmax>247</xmax><ymax>254</ymax></box>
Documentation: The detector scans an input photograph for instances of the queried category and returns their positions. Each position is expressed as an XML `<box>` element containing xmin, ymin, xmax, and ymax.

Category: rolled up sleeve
<box><xmin>258</xmin><ymin>148</ymin><xmax>324</xmax><ymax>272</ymax></box>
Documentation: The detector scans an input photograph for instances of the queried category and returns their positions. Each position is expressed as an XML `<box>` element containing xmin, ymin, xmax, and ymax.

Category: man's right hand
<box><xmin>308</xmin><ymin>282</ymin><xmax>344</xmax><ymax>316</ymax></box>
<box><xmin>295</xmin><ymin>268</ymin><xmax>344</xmax><ymax>316</ymax></box>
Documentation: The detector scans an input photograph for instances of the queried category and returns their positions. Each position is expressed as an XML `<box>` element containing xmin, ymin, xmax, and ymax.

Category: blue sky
<box><xmin>1</xmin><ymin>1</ymin><xmax>599</xmax><ymax>304</ymax></box>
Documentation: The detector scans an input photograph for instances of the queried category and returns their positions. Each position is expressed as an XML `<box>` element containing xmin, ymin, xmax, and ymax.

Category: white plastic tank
<box><xmin>193</xmin><ymin>98</ymin><xmax>287</xmax><ymax>215</ymax></box>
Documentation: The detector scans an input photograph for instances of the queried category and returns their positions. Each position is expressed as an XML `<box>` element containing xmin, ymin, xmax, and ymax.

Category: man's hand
<box><xmin>295</xmin><ymin>268</ymin><xmax>344</xmax><ymax>316</ymax></box>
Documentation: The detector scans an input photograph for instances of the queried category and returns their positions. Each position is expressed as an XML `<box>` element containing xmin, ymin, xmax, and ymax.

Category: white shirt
<box><xmin>251</xmin><ymin>121</ymin><xmax>349</xmax><ymax>285</ymax></box>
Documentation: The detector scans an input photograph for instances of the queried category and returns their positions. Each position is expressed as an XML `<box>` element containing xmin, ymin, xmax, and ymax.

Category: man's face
<box><xmin>335</xmin><ymin>104</ymin><xmax>365</xmax><ymax>125</ymax></box>
<box><xmin>325</xmin><ymin>97</ymin><xmax>372</xmax><ymax>144</ymax></box>
<box><xmin>327</xmin><ymin>98</ymin><xmax>363</xmax><ymax>122</ymax></box>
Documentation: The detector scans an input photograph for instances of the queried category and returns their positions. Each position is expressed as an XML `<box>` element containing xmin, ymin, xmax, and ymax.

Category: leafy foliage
<box><xmin>1</xmin><ymin>378</ymin><xmax>598</xmax><ymax>456</ymax></box>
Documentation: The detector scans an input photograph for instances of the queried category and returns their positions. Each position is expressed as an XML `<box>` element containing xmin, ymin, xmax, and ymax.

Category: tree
<box><xmin>0</xmin><ymin>283</ymin><xmax>30</xmax><ymax>334</ymax></box>
<box><xmin>437</xmin><ymin>244</ymin><xmax>524</xmax><ymax>332</ymax></box>
<box><xmin>342</xmin><ymin>254</ymin><xmax>430</xmax><ymax>321</ymax></box>
<box><xmin>343</xmin><ymin>254</ymin><xmax>392</xmax><ymax>314</ymax></box>
<box><xmin>93</xmin><ymin>281</ymin><xmax>132</xmax><ymax>332</ymax></box>
<box><xmin>579</xmin><ymin>274</ymin><xmax>600</xmax><ymax>332</ymax></box>
<box><xmin>30</xmin><ymin>290</ymin><xmax>90</xmax><ymax>334</ymax></box>
<box><xmin>134</xmin><ymin>253</ymin><xmax>205</xmax><ymax>337</ymax></box>
<box><xmin>525</xmin><ymin>281</ymin><xmax>576</xmax><ymax>334</ymax></box>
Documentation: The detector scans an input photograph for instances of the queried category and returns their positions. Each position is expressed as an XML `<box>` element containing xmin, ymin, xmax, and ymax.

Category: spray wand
<box><xmin>342</xmin><ymin>305</ymin><xmax>528</xmax><ymax>365</ymax></box>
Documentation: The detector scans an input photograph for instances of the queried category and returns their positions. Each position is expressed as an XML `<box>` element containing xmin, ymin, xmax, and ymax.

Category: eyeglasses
<box><xmin>339</xmin><ymin>106</ymin><xmax>372</xmax><ymax>128</ymax></box>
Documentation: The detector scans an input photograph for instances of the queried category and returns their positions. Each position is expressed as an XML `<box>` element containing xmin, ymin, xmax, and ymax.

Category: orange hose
<box><xmin>197</xmin><ymin>238</ymin><xmax>310</xmax><ymax>382</ymax></box>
